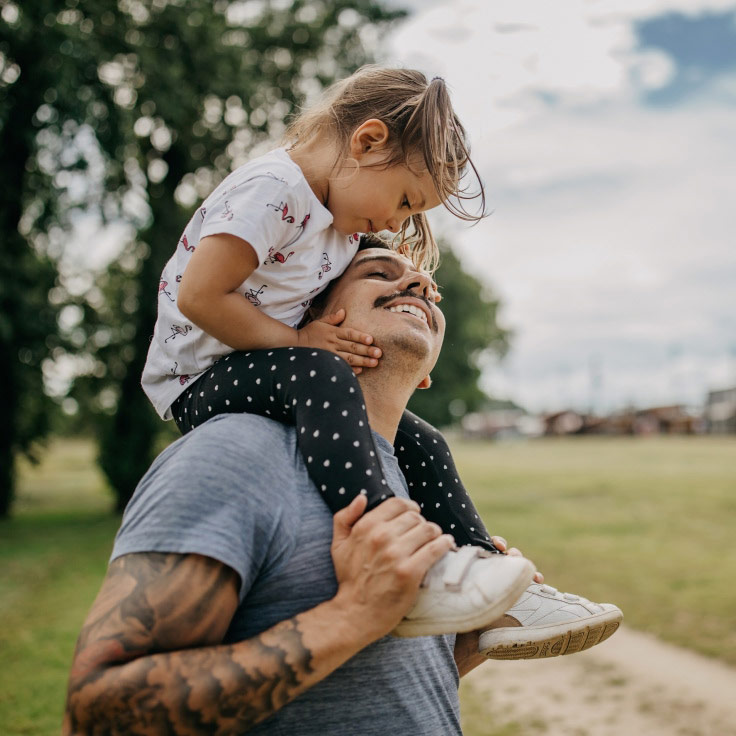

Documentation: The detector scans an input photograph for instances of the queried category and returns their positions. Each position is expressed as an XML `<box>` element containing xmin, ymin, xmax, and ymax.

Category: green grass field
<box><xmin>1</xmin><ymin>435</ymin><xmax>734</xmax><ymax>735</ymax></box>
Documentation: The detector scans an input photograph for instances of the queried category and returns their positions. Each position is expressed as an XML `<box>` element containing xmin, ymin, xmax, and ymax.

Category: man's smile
<box><xmin>385</xmin><ymin>302</ymin><xmax>428</xmax><ymax>326</ymax></box>
<box><xmin>374</xmin><ymin>291</ymin><xmax>438</xmax><ymax>332</ymax></box>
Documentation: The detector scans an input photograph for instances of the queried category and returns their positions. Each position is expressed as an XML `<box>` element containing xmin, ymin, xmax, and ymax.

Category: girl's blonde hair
<box><xmin>284</xmin><ymin>65</ymin><xmax>485</xmax><ymax>274</ymax></box>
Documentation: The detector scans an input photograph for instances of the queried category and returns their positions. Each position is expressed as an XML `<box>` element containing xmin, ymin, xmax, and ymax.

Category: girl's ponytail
<box><xmin>284</xmin><ymin>66</ymin><xmax>485</xmax><ymax>273</ymax></box>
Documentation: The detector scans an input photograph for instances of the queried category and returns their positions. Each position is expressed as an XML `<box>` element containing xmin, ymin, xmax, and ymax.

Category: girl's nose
<box><xmin>385</xmin><ymin>214</ymin><xmax>407</xmax><ymax>234</ymax></box>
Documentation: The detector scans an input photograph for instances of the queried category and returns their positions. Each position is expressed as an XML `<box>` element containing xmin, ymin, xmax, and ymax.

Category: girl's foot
<box><xmin>478</xmin><ymin>583</ymin><xmax>623</xmax><ymax>659</ymax></box>
<box><xmin>392</xmin><ymin>546</ymin><xmax>536</xmax><ymax>637</ymax></box>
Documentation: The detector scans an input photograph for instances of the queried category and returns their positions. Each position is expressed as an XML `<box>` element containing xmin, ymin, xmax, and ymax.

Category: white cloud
<box><xmin>382</xmin><ymin>1</ymin><xmax>736</xmax><ymax>412</ymax></box>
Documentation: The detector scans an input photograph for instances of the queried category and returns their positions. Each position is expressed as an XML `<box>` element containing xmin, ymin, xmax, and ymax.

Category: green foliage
<box><xmin>0</xmin><ymin>0</ymin><xmax>107</xmax><ymax>515</ymax></box>
<box><xmin>2</xmin><ymin>0</ymin><xmax>404</xmax><ymax>512</ymax></box>
<box><xmin>408</xmin><ymin>244</ymin><xmax>510</xmax><ymax>427</ymax></box>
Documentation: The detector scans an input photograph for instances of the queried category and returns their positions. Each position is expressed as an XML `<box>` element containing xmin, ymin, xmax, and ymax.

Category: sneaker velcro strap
<box><xmin>442</xmin><ymin>545</ymin><xmax>487</xmax><ymax>591</ymax></box>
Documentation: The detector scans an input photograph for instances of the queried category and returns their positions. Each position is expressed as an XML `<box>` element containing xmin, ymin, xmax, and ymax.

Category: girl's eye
<box><xmin>401</xmin><ymin>196</ymin><xmax>410</xmax><ymax>209</ymax></box>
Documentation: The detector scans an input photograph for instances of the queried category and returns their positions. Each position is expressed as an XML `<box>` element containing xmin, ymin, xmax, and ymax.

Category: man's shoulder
<box><xmin>113</xmin><ymin>414</ymin><xmax>302</xmax><ymax>597</ymax></box>
<box><xmin>141</xmin><ymin>414</ymin><xmax>302</xmax><ymax>507</ymax></box>
<box><xmin>184</xmin><ymin>413</ymin><xmax>296</xmax><ymax>461</ymax></box>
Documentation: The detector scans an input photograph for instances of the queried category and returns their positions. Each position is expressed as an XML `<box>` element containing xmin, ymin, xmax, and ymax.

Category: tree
<box><xmin>408</xmin><ymin>244</ymin><xmax>510</xmax><ymax>427</ymax></box>
<box><xmin>0</xmin><ymin>0</ymin><xmax>120</xmax><ymax>516</ymax></box>
<box><xmin>1</xmin><ymin>0</ymin><xmax>403</xmax><ymax>514</ymax></box>
<box><xmin>57</xmin><ymin>0</ymin><xmax>404</xmax><ymax>510</ymax></box>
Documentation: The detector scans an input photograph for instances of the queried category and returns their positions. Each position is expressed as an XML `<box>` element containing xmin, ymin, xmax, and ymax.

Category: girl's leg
<box><xmin>395</xmin><ymin>410</ymin><xmax>500</xmax><ymax>552</ymax></box>
<box><xmin>171</xmin><ymin>348</ymin><xmax>390</xmax><ymax>512</ymax></box>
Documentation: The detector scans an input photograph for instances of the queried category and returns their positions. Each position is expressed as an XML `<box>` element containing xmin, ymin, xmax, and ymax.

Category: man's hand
<box><xmin>297</xmin><ymin>309</ymin><xmax>382</xmax><ymax>373</ymax></box>
<box><xmin>329</xmin><ymin>494</ymin><xmax>455</xmax><ymax>645</ymax></box>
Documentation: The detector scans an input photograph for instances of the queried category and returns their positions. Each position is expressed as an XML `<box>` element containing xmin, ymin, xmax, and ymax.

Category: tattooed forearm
<box><xmin>64</xmin><ymin>553</ymin><xmax>345</xmax><ymax>736</ymax></box>
<box><xmin>67</xmin><ymin>618</ymin><xmax>314</xmax><ymax>735</ymax></box>
<box><xmin>69</xmin><ymin>553</ymin><xmax>237</xmax><ymax>686</ymax></box>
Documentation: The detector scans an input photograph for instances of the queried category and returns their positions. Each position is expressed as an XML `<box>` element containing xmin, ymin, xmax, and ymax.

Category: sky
<box><xmin>379</xmin><ymin>0</ymin><xmax>736</xmax><ymax>414</ymax></box>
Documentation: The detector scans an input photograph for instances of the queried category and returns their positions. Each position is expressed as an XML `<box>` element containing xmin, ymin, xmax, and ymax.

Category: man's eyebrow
<box><xmin>354</xmin><ymin>254</ymin><xmax>401</xmax><ymax>269</ymax></box>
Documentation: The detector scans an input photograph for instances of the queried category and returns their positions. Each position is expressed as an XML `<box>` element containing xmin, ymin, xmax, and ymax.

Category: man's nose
<box><xmin>399</xmin><ymin>269</ymin><xmax>433</xmax><ymax>298</ymax></box>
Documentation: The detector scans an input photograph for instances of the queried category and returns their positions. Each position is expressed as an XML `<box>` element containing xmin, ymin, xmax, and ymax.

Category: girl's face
<box><xmin>326</xmin><ymin>121</ymin><xmax>443</xmax><ymax>238</ymax></box>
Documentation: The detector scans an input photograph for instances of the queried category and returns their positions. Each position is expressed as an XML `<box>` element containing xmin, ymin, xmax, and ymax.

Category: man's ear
<box><xmin>349</xmin><ymin>119</ymin><xmax>390</xmax><ymax>159</ymax></box>
<box><xmin>416</xmin><ymin>375</ymin><xmax>432</xmax><ymax>390</ymax></box>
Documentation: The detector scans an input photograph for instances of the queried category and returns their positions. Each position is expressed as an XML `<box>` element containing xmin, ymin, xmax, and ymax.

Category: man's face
<box><xmin>322</xmin><ymin>248</ymin><xmax>446</xmax><ymax>376</ymax></box>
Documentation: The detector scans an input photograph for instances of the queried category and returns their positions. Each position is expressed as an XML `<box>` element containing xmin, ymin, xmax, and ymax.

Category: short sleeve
<box><xmin>111</xmin><ymin>415</ymin><xmax>296</xmax><ymax>601</ymax></box>
<box><xmin>199</xmin><ymin>173</ymin><xmax>311</xmax><ymax>263</ymax></box>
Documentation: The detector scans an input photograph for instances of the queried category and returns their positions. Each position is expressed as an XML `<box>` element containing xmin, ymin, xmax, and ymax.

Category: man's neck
<box><xmin>357</xmin><ymin>366</ymin><xmax>417</xmax><ymax>445</ymax></box>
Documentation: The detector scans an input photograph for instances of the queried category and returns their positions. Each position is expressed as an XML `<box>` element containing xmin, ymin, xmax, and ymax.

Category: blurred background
<box><xmin>1</xmin><ymin>1</ymin><xmax>735</xmax><ymax>734</ymax></box>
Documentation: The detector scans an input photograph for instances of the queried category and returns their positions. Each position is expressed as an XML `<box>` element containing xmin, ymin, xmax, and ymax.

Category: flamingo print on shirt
<box><xmin>266</xmin><ymin>200</ymin><xmax>295</xmax><ymax>223</ymax></box>
<box><xmin>245</xmin><ymin>284</ymin><xmax>267</xmax><ymax>307</ymax></box>
<box><xmin>169</xmin><ymin>362</ymin><xmax>192</xmax><ymax>385</ymax></box>
<box><xmin>318</xmin><ymin>252</ymin><xmax>332</xmax><ymax>280</ymax></box>
<box><xmin>158</xmin><ymin>280</ymin><xmax>175</xmax><ymax>302</ymax></box>
<box><xmin>220</xmin><ymin>201</ymin><xmax>234</xmax><ymax>221</ymax></box>
<box><xmin>164</xmin><ymin>324</ymin><xmax>192</xmax><ymax>343</ymax></box>
<box><xmin>265</xmin><ymin>247</ymin><xmax>295</xmax><ymax>265</ymax></box>
<box><xmin>266</xmin><ymin>200</ymin><xmax>312</xmax><ymax>248</ymax></box>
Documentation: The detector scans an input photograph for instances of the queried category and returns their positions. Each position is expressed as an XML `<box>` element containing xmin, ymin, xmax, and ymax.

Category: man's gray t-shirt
<box><xmin>112</xmin><ymin>413</ymin><xmax>462</xmax><ymax>736</ymax></box>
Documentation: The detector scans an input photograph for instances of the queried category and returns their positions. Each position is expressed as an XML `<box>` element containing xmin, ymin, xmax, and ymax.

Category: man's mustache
<box><xmin>373</xmin><ymin>290</ymin><xmax>439</xmax><ymax>332</ymax></box>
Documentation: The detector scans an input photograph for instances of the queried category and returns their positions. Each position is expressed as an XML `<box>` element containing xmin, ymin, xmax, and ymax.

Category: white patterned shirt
<box><xmin>141</xmin><ymin>148</ymin><xmax>360</xmax><ymax>419</ymax></box>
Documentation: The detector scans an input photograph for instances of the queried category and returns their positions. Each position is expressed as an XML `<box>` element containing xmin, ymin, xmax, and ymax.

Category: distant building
<box><xmin>602</xmin><ymin>405</ymin><xmax>702</xmax><ymax>435</ymax></box>
<box><xmin>540</xmin><ymin>406</ymin><xmax>703</xmax><ymax>436</ymax></box>
<box><xmin>543</xmin><ymin>410</ymin><xmax>586</xmax><ymax>436</ymax></box>
<box><xmin>704</xmin><ymin>387</ymin><xmax>736</xmax><ymax>433</ymax></box>
<box><xmin>462</xmin><ymin>409</ymin><xmax>544</xmax><ymax>440</ymax></box>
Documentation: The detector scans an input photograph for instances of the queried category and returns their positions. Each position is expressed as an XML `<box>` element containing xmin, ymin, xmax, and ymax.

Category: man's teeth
<box><xmin>386</xmin><ymin>304</ymin><xmax>427</xmax><ymax>323</ymax></box>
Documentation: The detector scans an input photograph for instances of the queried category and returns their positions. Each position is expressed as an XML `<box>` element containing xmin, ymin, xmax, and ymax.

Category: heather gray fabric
<box><xmin>112</xmin><ymin>413</ymin><xmax>462</xmax><ymax>735</ymax></box>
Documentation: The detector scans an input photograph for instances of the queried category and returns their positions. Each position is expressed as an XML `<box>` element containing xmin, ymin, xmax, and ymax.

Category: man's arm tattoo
<box><xmin>65</xmin><ymin>553</ymin><xmax>315</xmax><ymax>735</ymax></box>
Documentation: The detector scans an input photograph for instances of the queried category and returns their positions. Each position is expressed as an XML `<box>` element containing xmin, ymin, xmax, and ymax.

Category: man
<box><xmin>64</xmin><ymin>242</ymin><xmax>619</xmax><ymax>735</ymax></box>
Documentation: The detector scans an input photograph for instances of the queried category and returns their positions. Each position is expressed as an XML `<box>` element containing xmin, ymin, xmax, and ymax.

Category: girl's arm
<box><xmin>177</xmin><ymin>233</ymin><xmax>299</xmax><ymax>350</ymax></box>
<box><xmin>177</xmin><ymin>234</ymin><xmax>381</xmax><ymax>368</ymax></box>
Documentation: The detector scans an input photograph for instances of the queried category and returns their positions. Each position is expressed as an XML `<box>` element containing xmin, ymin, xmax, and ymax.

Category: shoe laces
<box><xmin>536</xmin><ymin>583</ymin><xmax>590</xmax><ymax>604</ymax></box>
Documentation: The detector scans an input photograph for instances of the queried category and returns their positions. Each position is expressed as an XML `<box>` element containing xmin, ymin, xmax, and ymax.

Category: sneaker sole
<box><xmin>478</xmin><ymin>608</ymin><xmax>623</xmax><ymax>660</ymax></box>
<box><xmin>392</xmin><ymin>559</ymin><xmax>536</xmax><ymax>638</ymax></box>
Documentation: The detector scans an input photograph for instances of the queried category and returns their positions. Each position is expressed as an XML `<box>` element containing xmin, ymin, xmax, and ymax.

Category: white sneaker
<box><xmin>478</xmin><ymin>583</ymin><xmax>622</xmax><ymax>660</ymax></box>
<box><xmin>392</xmin><ymin>546</ymin><xmax>536</xmax><ymax>638</ymax></box>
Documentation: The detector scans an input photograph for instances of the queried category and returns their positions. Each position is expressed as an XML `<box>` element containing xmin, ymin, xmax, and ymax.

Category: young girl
<box><xmin>142</xmin><ymin>66</ymin><xmax>536</xmax><ymax>636</ymax></box>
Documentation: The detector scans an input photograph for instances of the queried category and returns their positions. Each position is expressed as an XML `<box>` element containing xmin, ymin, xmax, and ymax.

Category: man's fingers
<box><xmin>390</xmin><ymin>518</ymin><xmax>445</xmax><ymax>556</ymax></box>
<box><xmin>332</xmin><ymin>493</ymin><xmax>367</xmax><ymax>545</ymax></box>
<box><xmin>404</xmin><ymin>533</ymin><xmax>455</xmax><ymax>578</ymax></box>
<box><xmin>354</xmin><ymin>497</ymin><xmax>420</xmax><ymax>530</ymax></box>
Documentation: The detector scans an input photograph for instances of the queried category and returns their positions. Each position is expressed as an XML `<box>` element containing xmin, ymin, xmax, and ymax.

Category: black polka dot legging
<box><xmin>171</xmin><ymin>347</ymin><xmax>498</xmax><ymax>552</ymax></box>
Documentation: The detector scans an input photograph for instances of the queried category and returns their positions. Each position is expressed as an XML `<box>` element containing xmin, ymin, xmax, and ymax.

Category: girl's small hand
<box><xmin>491</xmin><ymin>535</ymin><xmax>544</xmax><ymax>583</ymax></box>
<box><xmin>297</xmin><ymin>309</ymin><xmax>382</xmax><ymax>373</ymax></box>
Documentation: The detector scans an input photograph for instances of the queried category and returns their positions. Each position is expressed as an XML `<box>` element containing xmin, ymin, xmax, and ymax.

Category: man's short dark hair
<box><xmin>302</xmin><ymin>235</ymin><xmax>392</xmax><ymax>324</ymax></box>
<box><xmin>357</xmin><ymin>233</ymin><xmax>392</xmax><ymax>251</ymax></box>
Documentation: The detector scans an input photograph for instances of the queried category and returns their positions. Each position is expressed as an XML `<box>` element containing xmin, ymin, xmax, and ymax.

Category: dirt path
<box><xmin>464</xmin><ymin>625</ymin><xmax>736</xmax><ymax>735</ymax></box>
